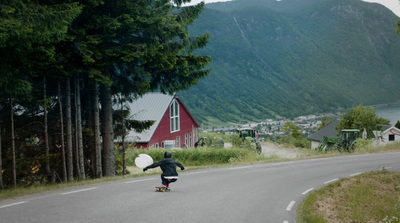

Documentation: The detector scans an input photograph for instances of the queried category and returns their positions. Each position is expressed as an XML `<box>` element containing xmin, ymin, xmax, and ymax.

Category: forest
<box><xmin>0</xmin><ymin>0</ymin><xmax>211</xmax><ymax>188</ymax></box>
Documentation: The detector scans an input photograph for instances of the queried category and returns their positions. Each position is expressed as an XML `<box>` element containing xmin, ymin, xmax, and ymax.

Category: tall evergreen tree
<box><xmin>0</xmin><ymin>0</ymin><xmax>82</xmax><ymax>186</ymax></box>
<box><xmin>60</xmin><ymin>0</ymin><xmax>211</xmax><ymax>176</ymax></box>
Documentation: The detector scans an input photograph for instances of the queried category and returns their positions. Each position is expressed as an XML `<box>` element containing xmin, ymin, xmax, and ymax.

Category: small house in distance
<box><xmin>307</xmin><ymin>120</ymin><xmax>400</xmax><ymax>149</ymax></box>
<box><xmin>372</xmin><ymin>125</ymin><xmax>400</xmax><ymax>146</ymax></box>
<box><xmin>124</xmin><ymin>92</ymin><xmax>199</xmax><ymax>149</ymax></box>
<box><xmin>307</xmin><ymin>120</ymin><xmax>340</xmax><ymax>149</ymax></box>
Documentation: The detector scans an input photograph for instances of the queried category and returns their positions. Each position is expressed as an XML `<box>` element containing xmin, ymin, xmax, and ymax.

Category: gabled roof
<box><xmin>381</xmin><ymin>125</ymin><xmax>400</xmax><ymax>135</ymax></box>
<box><xmin>124</xmin><ymin>92</ymin><xmax>175</xmax><ymax>143</ymax></box>
<box><xmin>377</xmin><ymin>124</ymin><xmax>392</xmax><ymax>132</ymax></box>
<box><xmin>306</xmin><ymin>120</ymin><xmax>340</xmax><ymax>142</ymax></box>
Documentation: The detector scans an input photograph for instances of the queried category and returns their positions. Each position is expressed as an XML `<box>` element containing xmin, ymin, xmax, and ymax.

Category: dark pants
<box><xmin>161</xmin><ymin>174</ymin><xmax>177</xmax><ymax>186</ymax></box>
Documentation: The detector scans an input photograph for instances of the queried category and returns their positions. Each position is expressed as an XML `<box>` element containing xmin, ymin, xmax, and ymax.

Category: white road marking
<box><xmin>350</xmin><ymin>172</ymin><xmax>363</xmax><ymax>176</ymax></box>
<box><xmin>270</xmin><ymin>161</ymin><xmax>294</xmax><ymax>166</ymax></box>
<box><xmin>324</xmin><ymin>178</ymin><xmax>338</xmax><ymax>184</ymax></box>
<box><xmin>0</xmin><ymin>201</ymin><xmax>28</xmax><ymax>209</ymax></box>
<box><xmin>286</xmin><ymin>201</ymin><xmax>296</xmax><ymax>211</ymax></box>
<box><xmin>283</xmin><ymin>221</ymin><xmax>289</xmax><ymax>223</ymax></box>
<box><xmin>124</xmin><ymin>178</ymin><xmax>155</xmax><ymax>184</ymax></box>
<box><xmin>302</xmin><ymin>188</ymin><xmax>314</xmax><ymax>195</ymax></box>
<box><xmin>184</xmin><ymin>171</ymin><xmax>209</xmax><ymax>175</ymax></box>
<box><xmin>229</xmin><ymin>166</ymin><xmax>251</xmax><ymax>170</ymax></box>
<box><xmin>61</xmin><ymin>187</ymin><xmax>97</xmax><ymax>195</ymax></box>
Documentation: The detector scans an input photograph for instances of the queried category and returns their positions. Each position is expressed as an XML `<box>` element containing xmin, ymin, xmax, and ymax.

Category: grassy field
<box><xmin>297</xmin><ymin>170</ymin><xmax>400</xmax><ymax>223</ymax></box>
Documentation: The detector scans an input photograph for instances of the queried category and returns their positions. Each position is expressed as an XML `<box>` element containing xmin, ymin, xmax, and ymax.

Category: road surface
<box><xmin>1</xmin><ymin>152</ymin><xmax>399</xmax><ymax>223</ymax></box>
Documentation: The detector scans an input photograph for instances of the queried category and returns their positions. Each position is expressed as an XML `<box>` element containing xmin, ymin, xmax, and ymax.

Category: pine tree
<box><xmin>61</xmin><ymin>0</ymin><xmax>211</xmax><ymax>176</ymax></box>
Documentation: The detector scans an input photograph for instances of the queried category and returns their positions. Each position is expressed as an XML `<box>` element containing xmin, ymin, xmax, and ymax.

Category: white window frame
<box><xmin>176</xmin><ymin>136</ymin><xmax>181</xmax><ymax>148</ymax></box>
<box><xmin>170</xmin><ymin>99</ymin><xmax>180</xmax><ymax>133</ymax></box>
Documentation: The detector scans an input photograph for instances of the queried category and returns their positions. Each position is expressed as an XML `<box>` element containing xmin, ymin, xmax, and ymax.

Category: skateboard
<box><xmin>155</xmin><ymin>186</ymin><xmax>171</xmax><ymax>192</ymax></box>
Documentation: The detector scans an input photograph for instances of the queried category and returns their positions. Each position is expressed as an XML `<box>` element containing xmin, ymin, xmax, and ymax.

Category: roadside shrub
<box><xmin>125</xmin><ymin>147</ymin><xmax>259</xmax><ymax>167</ymax></box>
<box><xmin>199</xmin><ymin>132</ymin><xmax>230</xmax><ymax>143</ymax></box>
<box><xmin>275</xmin><ymin>135</ymin><xmax>310</xmax><ymax>149</ymax></box>
<box><xmin>231</xmin><ymin>134</ymin><xmax>257</xmax><ymax>151</ymax></box>
<box><xmin>354</xmin><ymin>138</ymin><xmax>373</xmax><ymax>153</ymax></box>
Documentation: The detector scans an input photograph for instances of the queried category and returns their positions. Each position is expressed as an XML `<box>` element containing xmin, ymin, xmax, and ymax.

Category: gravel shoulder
<box><xmin>260</xmin><ymin>142</ymin><xmax>300</xmax><ymax>159</ymax></box>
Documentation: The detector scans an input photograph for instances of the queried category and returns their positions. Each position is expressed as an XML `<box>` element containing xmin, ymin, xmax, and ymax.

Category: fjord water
<box><xmin>375</xmin><ymin>105</ymin><xmax>400</xmax><ymax>124</ymax></box>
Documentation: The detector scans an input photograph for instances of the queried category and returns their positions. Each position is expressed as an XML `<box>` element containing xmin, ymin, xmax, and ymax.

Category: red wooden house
<box><xmin>124</xmin><ymin>92</ymin><xmax>199</xmax><ymax>148</ymax></box>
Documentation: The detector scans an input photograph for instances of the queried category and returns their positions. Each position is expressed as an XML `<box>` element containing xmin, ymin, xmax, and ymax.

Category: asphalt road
<box><xmin>1</xmin><ymin>152</ymin><xmax>400</xmax><ymax>223</ymax></box>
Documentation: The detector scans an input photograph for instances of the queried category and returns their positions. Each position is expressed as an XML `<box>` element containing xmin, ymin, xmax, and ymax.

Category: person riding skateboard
<box><xmin>143</xmin><ymin>151</ymin><xmax>185</xmax><ymax>188</ymax></box>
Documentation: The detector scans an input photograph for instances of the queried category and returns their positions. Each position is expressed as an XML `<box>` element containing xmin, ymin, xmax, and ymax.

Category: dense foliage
<box><xmin>0</xmin><ymin>0</ymin><xmax>210</xmax><ymax>187</ymax></box>
<box><xmin>125</xmin><ymin>147</ymin><xmax>260</xmax><ymax>167</ymax></box>
<box><xmin>336</xmin><ymin>105</ymin><xmax>390</xmax><ymax>138</ymax></box>
<box><xmin>179</xmin><ymin>0</ymin><xmax>400</xmax><ymax>125</ymax></box>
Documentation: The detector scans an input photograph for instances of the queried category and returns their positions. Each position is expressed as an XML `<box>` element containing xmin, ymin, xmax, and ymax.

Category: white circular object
<box><xmin>135</xmin><ymin>154</ymin><xmax>154</xmax><ymax>168</ymax></box>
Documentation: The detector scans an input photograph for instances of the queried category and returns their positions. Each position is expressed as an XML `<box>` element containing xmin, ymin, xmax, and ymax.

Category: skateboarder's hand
<box><xmin>143</xmin><ymin>167</ymin><xmax>148</xmax><ymax>172</ymax></box>
<box><xmin>181</xmin><ymin>167</ymin><xmax>184</xmax><ymax>171</ymax></box>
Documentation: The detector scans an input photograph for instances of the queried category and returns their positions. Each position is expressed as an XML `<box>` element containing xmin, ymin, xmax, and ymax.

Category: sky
<box><xmin>183</xmin><ymin>0</ymin><xmax>400</xmax><ymax>17</ymax></box>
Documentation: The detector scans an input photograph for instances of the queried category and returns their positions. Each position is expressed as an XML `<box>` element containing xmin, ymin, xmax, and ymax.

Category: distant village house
<box><xmin>307</xmin><ymin>120</ymin><xmax>400</xmax><ymax>149</ymax></box>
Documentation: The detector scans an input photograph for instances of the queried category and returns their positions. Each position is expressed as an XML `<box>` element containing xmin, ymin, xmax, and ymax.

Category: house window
<box><xmin>155</xmin><ymin>143</ymin><xmax>159</xmax><ymax>148</ymax></box>
<box><xmin>185</xmin><ymin>133</ymin><xmax>188</xmax><ymax>148</ymax></box>
<box><xmin>389</xmin><ymin>134</ymin><xmax>395</xmax><ymax>141</ymax></box>
<box><xmin>170</xmin><ymin>100</ymin><xmax>180</xmax><ymax>133</ymax></box>
<box><xmin>176</xmin><ymin>136</ymin><xmax>180</xmax><ymax>148</ymax></box>
<box><xmin>189</xmin><ymin>133</ymin><xmax>192</xmax><ymax>148</ymax></box>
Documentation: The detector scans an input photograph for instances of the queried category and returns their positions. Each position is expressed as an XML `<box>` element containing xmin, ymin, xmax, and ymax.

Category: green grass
<box><xmin>297</xmin><ymin>170</ymin><xmax>400</xmax><ymax>223</ymax></box>
<box><xmin>125</xmin><ymin>147</ymin><xmax>263</xmax><ymax>167</ymax></box>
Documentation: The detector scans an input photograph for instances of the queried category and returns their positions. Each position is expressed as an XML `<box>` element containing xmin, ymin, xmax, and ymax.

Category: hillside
<box><xmin>179</xmin><ymin>0</ymin><xmax>400</xmax><ymax>125</ymax></box>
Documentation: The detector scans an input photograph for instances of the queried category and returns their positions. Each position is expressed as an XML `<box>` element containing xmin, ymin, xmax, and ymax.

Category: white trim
<box><xmin>170</xmin><ymin>99</ymin><xmax>180</xmax><ymax>133</ymax></box>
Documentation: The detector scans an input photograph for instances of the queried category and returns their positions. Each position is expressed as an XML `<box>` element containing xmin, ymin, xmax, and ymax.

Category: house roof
<box><xmin>381</xmin><ymin>125</ymin><xmax>400</xmax><ymax>135</ymax></box>
<box><xmin>124</xmin><ymin>92</ymin><xmax>175</xmax><ymax>143</ymax></box>
<box><xmin>378</xmin><ymin>124</ymin><xmax>392</xmax><ymax>132</ymax></box>
<box><xmin>306</xmin><ymin>120</ymin><xmax>340</xmax><ymax>142</ymax></box>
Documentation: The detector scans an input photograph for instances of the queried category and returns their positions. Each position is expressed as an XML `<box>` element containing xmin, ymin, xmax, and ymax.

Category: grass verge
<box><xmin>297</xmin><ymin>170</ymin><xmax>400</xmax><ymax>223</ymax></box>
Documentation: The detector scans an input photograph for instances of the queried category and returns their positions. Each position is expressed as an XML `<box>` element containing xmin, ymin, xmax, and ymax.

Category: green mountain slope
<box><xmin>179</xmin><ymin>0</ymin><xmax>400</xmax><ymax>125</ymax></box>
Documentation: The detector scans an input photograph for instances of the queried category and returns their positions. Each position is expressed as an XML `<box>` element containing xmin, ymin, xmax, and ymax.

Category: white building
<box><xmin>372</xmin><ymin>125</ymin><xmax>400</xmax><ymax>146</ymax></box>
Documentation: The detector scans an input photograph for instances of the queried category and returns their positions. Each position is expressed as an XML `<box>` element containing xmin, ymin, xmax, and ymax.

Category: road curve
<box><xmin>1</xmin><ymin>152</ymin><xmax>399</xmax><ymax>223</ymax></box>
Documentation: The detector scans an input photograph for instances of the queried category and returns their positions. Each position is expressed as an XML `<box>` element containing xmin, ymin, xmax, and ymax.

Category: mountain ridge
<box><xmin>179</xmin><ymin>0</ymin><xmax>400</xmax><ymax>125</ymax></box>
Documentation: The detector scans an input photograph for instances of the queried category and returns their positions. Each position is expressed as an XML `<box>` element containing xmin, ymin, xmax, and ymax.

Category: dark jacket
<box><xmin>145</xmin><ymin>158</ymin><xmax>184</xmax><ymax>177</ymax></box>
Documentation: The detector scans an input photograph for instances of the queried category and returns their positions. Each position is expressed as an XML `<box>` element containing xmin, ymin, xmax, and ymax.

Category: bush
<box><xmin>275</xmin><ymin>135</ymin><xmax>310</xmax><ymax>149</ymax></box>
<box><xmin>354</xmin><ymin>138</ymin><xmax>373</xmax><ymax>153</ymax></box>
<box><xmin>125</xmin><ymin>147</ymin><xmax>260</xmax><ymax>167</ymax></box>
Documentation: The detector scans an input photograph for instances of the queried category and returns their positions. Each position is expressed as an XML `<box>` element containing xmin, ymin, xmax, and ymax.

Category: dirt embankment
<box><xmin>224</xmin><ymin>141</ymin><xmax>300</xmax><ymax>159</ymax></box>
<box><xmin>260</xmin><ymin>142</ymin><xmax>300</xmax><ymax>159</ymax></box>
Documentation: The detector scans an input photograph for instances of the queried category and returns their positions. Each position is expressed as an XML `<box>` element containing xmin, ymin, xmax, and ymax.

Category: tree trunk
<box><xmin>10</xmin><ymin>99</ymin><xmax>16</xmax><ymax>187</ymax></box>
<box><xmin>93</xmin><ymin>80</ymin><xmax>102</xmax><ymax>178</ymax></box>
<box><xmin>84</xmin><ymin>81</ymin><xmax>95</xmax><ymax>178</ymax></box>
<box><xmin>100</xmin><ymin>84</ymin><xmax>115</xmax><ymax>177</ymax></box>
<box><xmin>119</xmin><ymin>99</ymin><xmax>126</xmax><ymax>176</ymax></box>
<box><xmin>58</xmin><ymin>82</ymin><xmax>67</xmax><ymax>182</ymax></box>
<box><xmin>74</xmin><ymin>76</ymin><xmax>85</xmax><ymax>180</ymax></box>
<box><xmin>65</xmin><ymin>79</ymin><xmax>74</xmax><ymax>181</ymax></box>
<box><xmin>43</xmin><ymin>77</ymin><xmax>51</xmax><ymax>179</ymax></box>
<box><xmin>122</xmin><ymin>132</ymin><xmax>126</xmax><ymax>176</ymax></box>
<box><xmin>0</xmin><ymin>120</ymin><xmax>3</xmax><ymax>188</ymax></box>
